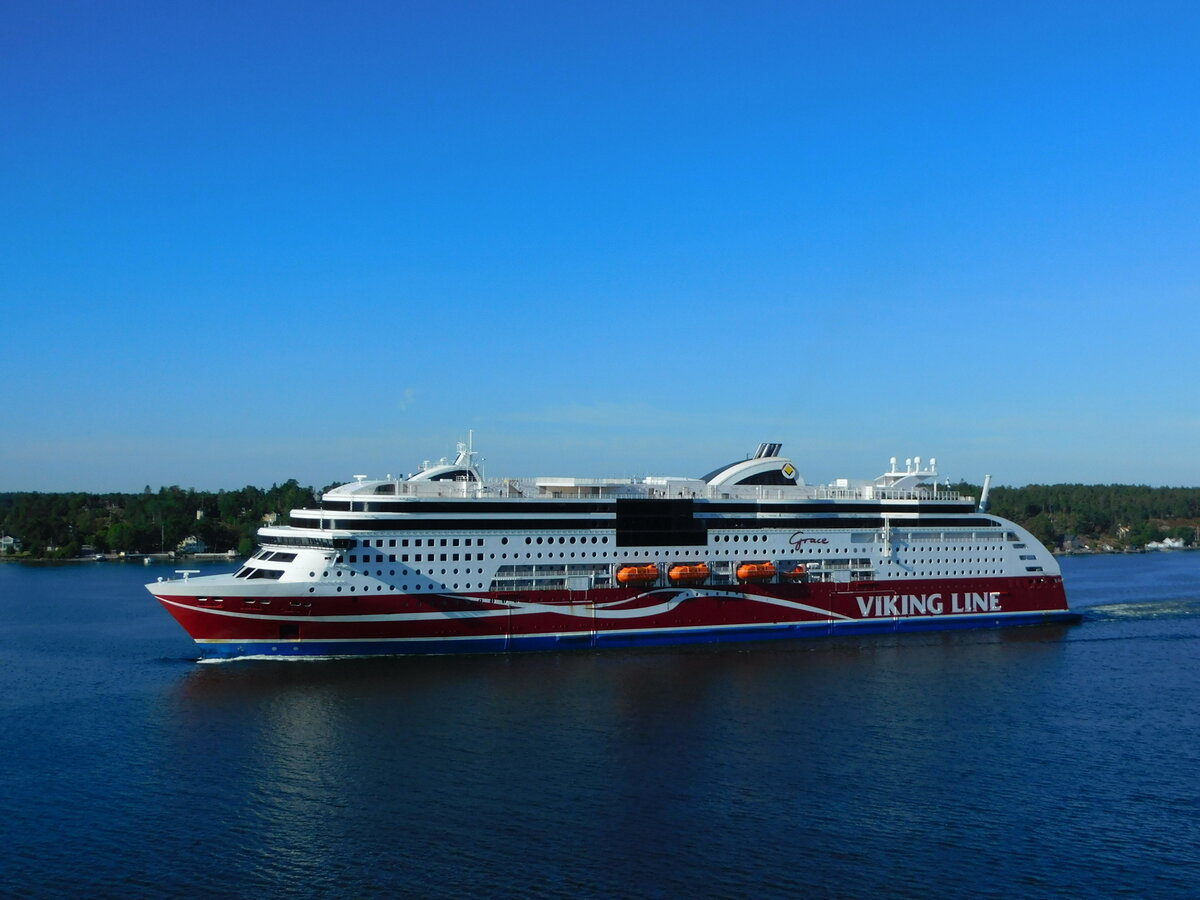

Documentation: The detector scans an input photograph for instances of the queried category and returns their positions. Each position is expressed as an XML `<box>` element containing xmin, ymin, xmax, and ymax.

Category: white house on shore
<box><xmin>1146</xmin><ymin>536</ymin><xmax>1186</xmax><ymax>550</ymax></box>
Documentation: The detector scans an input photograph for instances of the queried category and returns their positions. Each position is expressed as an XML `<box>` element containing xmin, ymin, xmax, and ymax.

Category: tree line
<box><xmin>953</xmin><ymin>482</ymin><xmax>1200</xmax><ymax>549</ymax></box>
<box><xmin>3</xmin><ymin>481</ymin><xmax>1199</xmax><ymax>560</ymax></box>
<box><xmin>0</xmin><ymin>481</ymin><xmax>317</xmax><ymax>559</ymax></box>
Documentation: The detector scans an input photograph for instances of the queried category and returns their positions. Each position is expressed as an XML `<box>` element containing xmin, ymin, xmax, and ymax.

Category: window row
<box><xmin>347</xmin><ymin>553</ymin><xmax>487</xmax><ymax>564</ymax></box>
<box><xmin>350</xmin><ymin>537</ymin><xmax>486</xmax><ymax>549</ymax></box>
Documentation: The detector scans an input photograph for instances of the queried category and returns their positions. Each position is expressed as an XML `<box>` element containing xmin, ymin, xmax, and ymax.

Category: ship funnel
<box><xmin>979</xmin><ymin>474</ymin><xmax>992</xmax><ymax>513</ymax></box>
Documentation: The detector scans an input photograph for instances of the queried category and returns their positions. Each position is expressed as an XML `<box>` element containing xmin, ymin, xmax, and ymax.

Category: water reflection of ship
<box><xmin>160</xmin><ymin>622</ymin><xmax>1078</xmax><ymax>891</ymax></box>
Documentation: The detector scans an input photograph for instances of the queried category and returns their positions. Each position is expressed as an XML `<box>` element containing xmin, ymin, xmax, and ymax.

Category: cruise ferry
<box><xmin>147</xmin><ymin>438</ymin><xmax>1077</xmax><ymax>658</ymax></box>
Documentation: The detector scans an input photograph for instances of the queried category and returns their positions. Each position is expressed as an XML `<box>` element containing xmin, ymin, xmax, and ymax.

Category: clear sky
<box><xmin>2</xmin><ymin>1</ymin><xmax>1198</xmax><ymax>492</ymax></box>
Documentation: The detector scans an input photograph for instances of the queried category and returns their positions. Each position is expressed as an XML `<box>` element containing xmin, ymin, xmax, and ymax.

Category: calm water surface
<box><xmin>1</xmin><ymin>554</ymin><xmax>1198</xmax><ymax>898</ymax></box>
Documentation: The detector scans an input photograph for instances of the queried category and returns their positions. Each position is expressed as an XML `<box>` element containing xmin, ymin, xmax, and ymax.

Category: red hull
<box><xmin>151</xmin><ymin>574</ymin><xmax>1073</xmax><ymax>658</ymax></box>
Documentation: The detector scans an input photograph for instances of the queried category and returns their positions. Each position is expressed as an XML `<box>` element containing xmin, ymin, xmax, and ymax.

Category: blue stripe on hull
<box><xmin>194</xmin><ymin>611</ymin><xmax>1082</xmax><ymax>660</ymax></box>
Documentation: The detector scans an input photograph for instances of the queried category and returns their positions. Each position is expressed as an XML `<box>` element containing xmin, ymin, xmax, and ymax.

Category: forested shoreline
<box><xmin>0</xmin><ymin>481</ymin><xmax>317</xmax><ymax>559</ymax></box>
<box><xmin>2</xmin><ymin>481</ymin><xmax>1199</xmax><ymax>560</ymax></box>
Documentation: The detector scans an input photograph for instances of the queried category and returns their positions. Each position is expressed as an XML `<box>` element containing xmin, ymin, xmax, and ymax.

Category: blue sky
<box><xmin>2</xmin><ymin>1</ymin><xmax>1198</xmax><ymax>491</ymax></box>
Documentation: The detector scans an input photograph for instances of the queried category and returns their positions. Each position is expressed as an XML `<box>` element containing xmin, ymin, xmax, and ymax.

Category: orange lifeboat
<box><xmin>668</xmin><ymin>563</ymin><xmax>710</xmax><ymax>585</ymax></box>
<box><xmin>736</xmin><ymin>561</ymin><xmax>777</xmax><ymax>583</ymax></box>
<box><xmin>781</xmin><ymin>564</ymin><xmax>808</xmax><ymax>582</ymax></box>
<box><xmin>616</xmin><ymin>564</ymin><xmax>660</xmax><ymax>585</ymax></box>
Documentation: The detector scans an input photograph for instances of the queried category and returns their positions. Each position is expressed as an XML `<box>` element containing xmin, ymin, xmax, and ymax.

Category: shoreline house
<box><xmin>1</xmin><ymin>535</ymin><xmax>22</xmax><ymax>554</ymax></box>
<box><xmin>1145</xmin><ymin>536</ymin><xmax>1186</xmax><ymax>551</ymax></box>
<box><xmin>176</xmin><ymin>535</ymin><xmax>208</xmax><ymax>555</ymax></box>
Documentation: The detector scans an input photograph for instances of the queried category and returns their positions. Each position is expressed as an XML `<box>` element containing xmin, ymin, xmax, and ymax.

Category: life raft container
<box><xmin>736</xmin><ymin>562</ymin><xmax>776</xmax><ymax>583</ymax></box>
<box><xmin>616</xmin><ymin>564</ymin><xmax>660</xmax><ymax>585</ymax></box>
<box><xmin>781</xmin><ymin>564</ymin><xmax>808</xmax><ymax>581</ymax></box>
<box><xmin>668</xmin><ymin>563</ymin><xmax>710</xmax><ymax>584</ymax></box>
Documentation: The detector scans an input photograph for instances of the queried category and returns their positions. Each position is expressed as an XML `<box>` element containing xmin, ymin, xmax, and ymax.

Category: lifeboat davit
<box><xmin>616</xmin><ymin>564</ymin><xmax>660</xmax><ymax>585</ymax></box>
<box><xmin>668</xmin><ymin>563</ymin><xmax>710</xmax><ymax>584</ymax></box>
<box><xmin>736</xmin><ymin>562</ymin><xmax>776</xmax><ymax>583</ymax></box>
<box><xmin>781</xmin><ymin>564</ymin><xmax>807</xmax><ymax>582</ymax></box>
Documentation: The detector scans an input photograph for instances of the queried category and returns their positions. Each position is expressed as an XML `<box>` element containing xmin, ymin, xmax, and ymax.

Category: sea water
<box><xmin>1</xmin><ymin>554</ymin><xmax>1198</xmax><ymax>898</ymax></box>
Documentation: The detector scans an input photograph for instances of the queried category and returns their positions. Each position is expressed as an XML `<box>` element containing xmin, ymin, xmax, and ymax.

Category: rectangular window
<box><xmin>376</xmin><ymin>539</ymin><xmax>383</xmax><ymax>547</ymax></box>
<box><xmin>349</xmin><ymin>555</ymin><xmax>357</xmax><ymax>563</ymax></box>
<box><xmin>402</xmin><ymin>539</ymin><xmax>409</xmax><ymax>547</ymax></box>
<box><xmin>452</xmin><ymin>554</ymin><xmax>459</xmax><ymax>561</ymax></box>
<box><xmin>440</xmin><ymin>554</ymin><xmax>447</xmax><ymax>562</ymax></box>
<box><xmin>401</xmin><ymin>554</ymin><xmax>409</xmax><ymax>562</ymax></box>
<box><xmin>453</xmin><ymin>539</ymin><xmax>460</xmax><ymax>547</ymax></box>
<box><xmin>389</xmin><ymin>540</ymin><xmax>396</xmax><ymax>547</ymax></box>
<box><xmin>440</xmin><ymin>539</ymin><xmax>447</xmax><ymax>547</ymax></box>
<box><xmin>376</xmin><ymin>554</ymin><xmax>383</xmax><ymax>563</ymax></box>
<box><xmin>389</xmin><ymin>554</ymin><xmax>396</xmax><ymax>562</ymax></box>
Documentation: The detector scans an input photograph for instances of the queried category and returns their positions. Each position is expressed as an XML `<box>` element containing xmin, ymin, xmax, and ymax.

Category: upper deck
<box><xmin>315</xmin><ymin>444</ymin><xmax>972</xmax><ymax>509</ymax></box>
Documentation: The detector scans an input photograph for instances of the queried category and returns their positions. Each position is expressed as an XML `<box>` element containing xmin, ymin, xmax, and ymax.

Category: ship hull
<box><xmin>149</xmin><ymin>575</ymin><xmax>1077</xmax><ymax>659</ymax></box>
